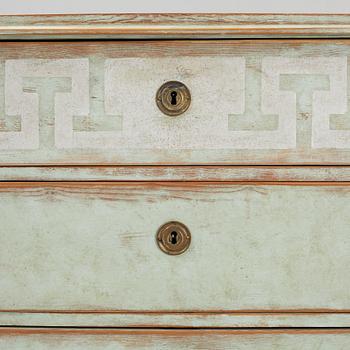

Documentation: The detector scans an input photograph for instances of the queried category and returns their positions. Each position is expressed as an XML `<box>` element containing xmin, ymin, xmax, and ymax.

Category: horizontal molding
<box><xmin>1</xmin><ymin>311</ymin><xmax>350</xmax><ymax>328</ymax></box>
<box><xmin>1</xmin><ymin>166</ymin><xmax>350</xmax><ymax>182</ymax></box>
<box><xmin>0</xmin><ymin>14</ymin><xmax>349</xmax><ymax>39</ymax></box>
<box><xmin>2</xmin><ymin>328</ymin><xmax>350</xmax><ymax>335</ymax></box>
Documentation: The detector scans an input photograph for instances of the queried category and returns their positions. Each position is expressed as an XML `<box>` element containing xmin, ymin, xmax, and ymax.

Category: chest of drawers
<box><xmin>1</xmin><ymin>13</ymin><xmax>350</xmax><ymax>349</ymax></box>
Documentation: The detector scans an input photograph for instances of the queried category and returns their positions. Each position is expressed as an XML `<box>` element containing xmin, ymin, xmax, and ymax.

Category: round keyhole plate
<box><xmin>156</xmin><ymin>221</ymin><xmax>191</xmax><ymax>255</ymax></box>
<box><xmin>156</xmin><ymin>81</ymin><xmax>191</xmax><ymax>116</ymax></box>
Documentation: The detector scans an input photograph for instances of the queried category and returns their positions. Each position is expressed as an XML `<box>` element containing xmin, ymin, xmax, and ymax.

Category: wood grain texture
<box><xmin>0</xmin><ymin>14</ymin><xmax>349</xmax><ymax>39</ymax></box>
<box><xmin>1</xmin><ymin>182</ymin><xmax>350</xmax><ymax>321</ymax></box>
<box><xmin>1</xmin><ymin>328</ymin><xmax>350</xmax><ymax>349</ymax></box>
<box><xmin>1</xmin><ymin>40</ymin><xmax>350</xmax><ymax>164</ymax></box>
<box><xmin>1</xmin><ymin>166</ymin><xmax>350</xmax><ymax>181</ymax></box>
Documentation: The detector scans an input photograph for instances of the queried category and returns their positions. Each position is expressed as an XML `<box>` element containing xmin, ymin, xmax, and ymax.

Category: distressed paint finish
<box><xmin>1</xmin><ymin>329</ymin><xmax>350</xmax><ymax>349</ymax></box>
<box><xmin>1</xmin><ymin>166</ymin><xmax>350</xmax><ymax>182</ymax></box>
<box><xmin>1</xmin><ymin>14</ymin><xmax>350</xmax><ymax>337</ymax></box>
<box><xmin>0</xmin><ymin>182</ymin><xmax>350</xmax><ymax>313</ymax></box>
<box><xmin>1</xmin><ymin>41</ymin><xmax>350</xmax><ymax>164</ymax></box>
<box><xmin>0</xmin><ymin>14</ymin><xmax>349</xmax><ymax>39</ymax></box>
<box><xmin>2</xmin><ymin>311</ymin><xmax>350</xmax><ymax>328</ymax></box>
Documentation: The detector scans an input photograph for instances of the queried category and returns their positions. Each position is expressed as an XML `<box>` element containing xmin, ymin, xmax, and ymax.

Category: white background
<box><xmin>0</xmin><ymin>0</ymin><xmax>349</xmax><ymax>14</ymax></box>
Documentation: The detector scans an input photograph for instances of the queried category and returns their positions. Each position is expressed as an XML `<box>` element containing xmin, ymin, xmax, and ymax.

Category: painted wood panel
<box><xmin>1</xmin><ymin>40</ymin><xmax>350</xmax><ymax>164</ymax></box>
<box><xmin>1</xmin><ymin>182</ymin><xmax>350</xmax><ymax>314</ymax></box>
<box><xmin>1</xmin><ymin>329</ymin><xmax>350</xmax><ymax>349</ymax></box>
<box><xmin>0</xmin><ymin>14</ymin><xmax>349</xmax><ymax>39</ymax></box>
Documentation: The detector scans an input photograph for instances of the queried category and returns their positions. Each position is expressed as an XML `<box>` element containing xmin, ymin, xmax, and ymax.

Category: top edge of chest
<box><xmin>0</xmin><ymin>13</ymin><xmax>349</xmax><ymax>40</ymax></box>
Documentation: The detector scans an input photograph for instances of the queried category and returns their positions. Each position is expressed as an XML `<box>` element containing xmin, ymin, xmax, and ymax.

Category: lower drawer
<box><xmin>1</xmin><ymin>329</ymin><xmax>350</xmax><ymax>349</ymax></box>
<box><xmin>1</xmin><ymin>182</ymin><xmax>350</xmax><ymax>326</ymax></box>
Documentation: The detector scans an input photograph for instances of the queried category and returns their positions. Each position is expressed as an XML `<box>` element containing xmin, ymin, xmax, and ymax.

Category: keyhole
<box><xmin>170</xmin><ymin>231</ymin><xmax>178</xmax><ymax>244</ymax></box>
<box><xmin>170</xmin><ymin>91</ymin><xmax>177</xmax><ymax>105</ymax></box>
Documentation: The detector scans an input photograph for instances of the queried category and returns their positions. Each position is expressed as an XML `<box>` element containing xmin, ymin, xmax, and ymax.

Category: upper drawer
<box><xmin>1</xmin><ymin>39</ymin><xmax>350</xmax><ymax>165</ymax></box>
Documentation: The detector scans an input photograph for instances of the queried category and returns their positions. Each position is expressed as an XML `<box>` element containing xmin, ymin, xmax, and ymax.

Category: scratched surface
<box><xmin>0</xmin><ymin>182</ymin><xmax>349</xmax><ymax>311</ymax></box>
<box><xmin>1</xmin><ymin>41</ymin><xmax>350</xmax><ymax>164</ymax></box>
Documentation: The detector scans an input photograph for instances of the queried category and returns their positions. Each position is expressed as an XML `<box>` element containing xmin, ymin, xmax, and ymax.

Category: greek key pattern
<box><xmin>0</xmin><ymin>57</ymin><xmax>349</xmax><ymax>150</ymax></box>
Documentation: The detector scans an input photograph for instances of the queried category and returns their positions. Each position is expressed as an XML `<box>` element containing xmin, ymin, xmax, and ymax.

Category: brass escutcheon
<box><xmin>156</xmin><ymin>81</ymin><xmax>191</xmax><ymax>116</ymax></box>
<box><xmin>156</xmin><ymin>221</ymin><xmax>191</xmax><ymax>255</ymax></box>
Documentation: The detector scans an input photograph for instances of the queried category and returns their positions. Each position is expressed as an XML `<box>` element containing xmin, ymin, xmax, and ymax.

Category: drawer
<box><xmin>1</xmin><ymin>182</ymin><xmax>350</xmax><ymax>327</ymax></box>
<box><xmin>1</xmin><ymin>329</ymin><xmax>350</xmax><ymax>349</ymax></box>
<box><xmin>1</xmin><ymin>40</ymin><xmax>350</xmax><ymax>165</ymax></box>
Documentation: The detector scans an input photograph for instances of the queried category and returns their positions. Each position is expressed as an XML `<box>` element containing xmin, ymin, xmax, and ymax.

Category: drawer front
<box><xmin>0</xmin><ymin>182</ymin><xmax>350</xmax><ymax>313</ymax></box>
<box><xmin>1</xmin><ymin>329</ymin><xmax>350</xmax><ymax>349</ymax></box>
<box><xmin>1</xmin><ymin>40</ymin><xmax>350</xmax><ymax>165</ymax></box>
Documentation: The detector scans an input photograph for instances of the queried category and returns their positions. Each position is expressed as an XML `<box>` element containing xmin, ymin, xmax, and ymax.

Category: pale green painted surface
<box><xmin>1</xmin><ymin>166</ymin><xmax>350</xmax><ymax>181</ymax></box>
<box><xmin>0</xmin><ymin>332</ymin><xmax>350</xmax><ymax>349</ymax></box>
<box><xmin>1</xmin><ymin>312</ymin><xmax>350</xmax><ymax>328</ymax></box>
<box><xmin>0</xmin><ymin>11</ymin><xmax>348</xmax><ymax>339</ymax></box>
<box><xmin>0</xmin><ymin>184</ymin><xmax>349</xmax><ymax>311</ymax></box>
